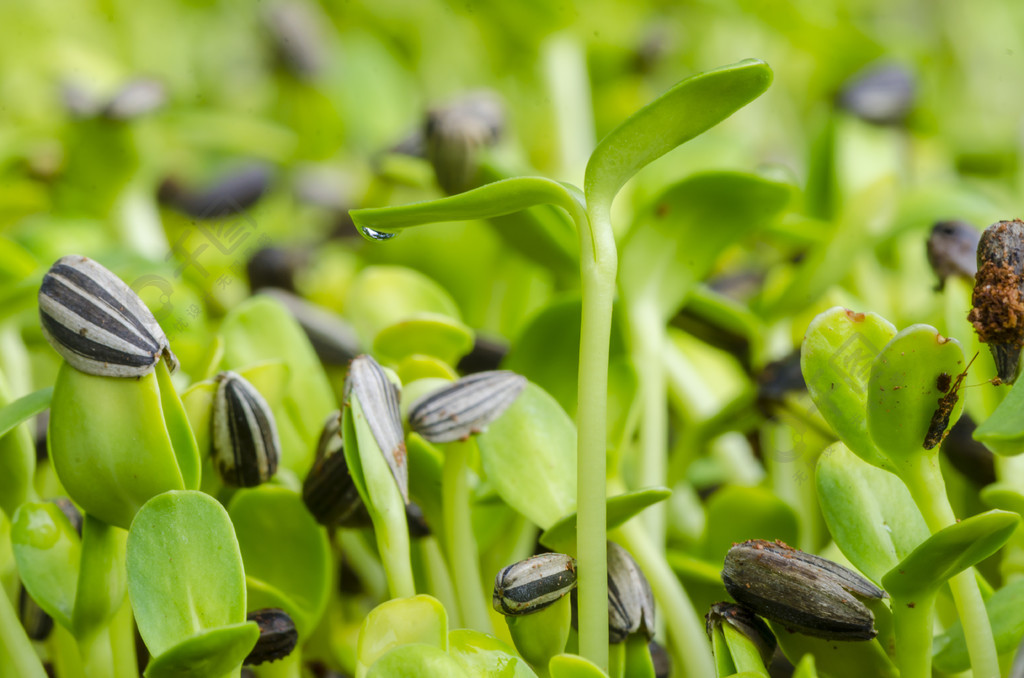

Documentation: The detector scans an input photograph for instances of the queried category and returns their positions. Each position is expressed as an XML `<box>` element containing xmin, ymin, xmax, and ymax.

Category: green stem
<box><xmin>890</xmin><ymin>593</ymin><xmax>936</xmax><ymax>678</ymax></box>
<box><xmin>420</xmin><ymin>537</ymin><xmax>460</xmax><ymax>630</ymax></box>
<box><xmin>441</xmin><ymin>441</ymin><xmax>490</xmax><ymax>632</ymax></box>
<box><xmin>253</xmin><ymin>648</ymin><xmax>302</xmax><ymax>678</ymax></box>
<box><xmin>615</xmin><ymin>521</ymin><xmax>714</xmax><ymax>677</ymax></box>
<box><xmin>628</xmin><ymin>300</ymin><xmax>667</xmax><ymax>548</ymax></box>
<box><xmin>0</xmin><ymin>584</ymin><xmax>46</xmax><ymax>678</ymax></box>
<box><xmin>576</xmin><ymin>201</ymin><xmax>617</xmax><ymax>672</ymax></box>
<box><xmin>109</xmin><ymin>598</ymin><xmax>138</xmax><ymax>678</ymax></box>
<box><xmin>900</xmin><ymin>454</ymin><xmax>1000</xmax><ymax>678</ymax></box>
<box><xmin>78</xmin><ymin>626</ymin><xmax>114</xmax><ymax>678</ymax></box>
<box><xmin>338</xmin><ymin>530</ymin><xmax>388</xmax><ymax>601</ymax></box>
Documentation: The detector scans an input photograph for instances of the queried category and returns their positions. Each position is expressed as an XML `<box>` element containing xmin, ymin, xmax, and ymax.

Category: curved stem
<box><xmin>890</xmin><ymin>593</ymin><xmax>935</xmax><ymax>678</ymax></box>
<box><xmin>0</xmin><ymin>585</ymin><xmax>47</xmax><ymax>678</ymax></box>
<box><xmin>576</xmin><ymin>201</ymin><xmax>617</xmax><ymax>672</ymax></box>
<box><xmin>615</xmin><ymin>521</ymin><xmax>714</xmax><ymax>677</ymax></box>
<box><xmin>441</xmin><ymin>441</ymin><xmax>490</xmax><ymax>632</ymax></box>
<box><xmin>900</xmin><ymin>454</ymin><xmax>1000</xmax><ymax>678</ymax></box>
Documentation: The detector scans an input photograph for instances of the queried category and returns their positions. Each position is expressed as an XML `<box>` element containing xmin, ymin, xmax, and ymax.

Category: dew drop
<box><xmin>360</xmin><ymin>226</ymin><xmax>398</xmax><ymax>241</ymax></box>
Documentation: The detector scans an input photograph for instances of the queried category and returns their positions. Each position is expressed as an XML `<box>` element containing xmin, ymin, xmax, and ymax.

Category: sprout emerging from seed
<box><xmin>408</xmin><ymin>370</ymin><xmax>526</xmax><ymax>443</ymax></box>
<box><xmin>969</xmin><ymin>219</ymin><xmax>1024</xmax><ymax>383</ymax></box>
<box><xmin>722</xmin><ymin>540</ymin><xmax>886</xmax><ymax>641</ymax></box>
<box><xmin>706</xmin><ymin>601</ymin><xmax>777</xmax><ymax>668</ymax></box>
<box><xmin>302</xmin><ymin>410</ymin><xmax>371</xmax><ymax>527</ymax></box>
<box><xmin>345</xmin><ymin>355</ymin><xmax>408</xmax><ymax>502</ymax></box>
<box><xmin>212</xmin><ymin>371</ymin><xmax>280</xmax><ymax>487</ymax></box>
<box><xmin>244</xmin><ymin>608</ymin><xmax>298</xmax><ymax>665</ymax></box>
<box><xmin>493</xmin><ymin>553</ymin><xmax>577</xmax><ymax>616</ymax></box>
<box><xmin>39</xmin><ymin>255</ymin><xmax>179</xmax><ymax>377</ymax></box>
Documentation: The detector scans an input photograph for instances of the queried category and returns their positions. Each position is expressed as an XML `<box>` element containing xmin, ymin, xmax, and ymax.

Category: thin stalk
<box><xmin>629</xmin><ymin>299</ymin><xmax>667</xmax><ymax>548</ymax></box>
<box><xmin>420</xmin><ymin>537</ymin><xmax>460</xmax><ymax>630</ymax></box>
<box><xmin>890</xmin><ymin>592</ymin><xmax>936</xmax><ymax>678</ymax></box>
<box><xmin>576</xmin><ymin>201</ymin><xmax>617</xmax><ymax>671</ymax></box>
<box><xmin>337</xmin><ymin>530</ymin><xmax>388</xmax><ymax>601</ymax></box>
<box><xmin>0</xmin><ymin>585</ymin><xmax>47</xmax><ymax>678</ymax></box>
<box><xmin>900</xmin><ymin>454</ymin><xmax>999</xmax><ymax>678</ymax></box>
<box><xmin>615</xmin><ymin>521</ymin><xmax>714</xmax><ymax>677</ymax></box>
<box><xmin>77</xmin><ymin>626</ymin><xmax>114</xmax><ymax>678</ymax></box>
<box><xmin>252</xmin><ymin>648</ymin><xmax>302</xmax><ymax>678</ymax></box>
<box><xmin>109</xmin><ymin>596</ymin><xmax>138</xmax><ymax>678</ymax></box>
<box><xmin>441</xmin><ymin>441</ymin><xmax>490</xmax><ymax>632</ymax></box>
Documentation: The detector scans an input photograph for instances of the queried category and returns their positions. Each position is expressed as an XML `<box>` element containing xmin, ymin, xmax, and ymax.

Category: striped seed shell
<box><xmin>302</xmin><ymin>411</ymin><xmax>371</xmax><ymax>527</ymax></box>
<box><xmin>344</xmin><ymin>355</ymin><xmax>408</xmax><ymax>503</ymax></box>
<box><xmin>408</xmin><ymin>370</ymin><xmax>526</xmax><ymax>443</ymax></box>
<box><xmin>244</xmin><ymin>608</ymin><xmax>298</xmax><ymax>665</ymax></box>
<box><xmin>607</xmin><ymin>542</ymin><xmax>655</xmax><ymax>643</ymax></box>
<box><xmin>212</xmin><ymin>371</ymin><xmax>280</xmax><ymax>487</ymax></box>
<box><xmin>39</xmin><ymin>255</ymin><xmax>179</xmax><ymax>377</ymax></box>
<box><xmin>493</xmin><ymin>553</ymin><xmax>577</xmax><ymax>616</ymax></box>
<box><xmin>705</xmin><ymin>601</ymin><xmax>777</xmax><ymax>668</ymax></box>
<box><xmin>722</xmin><ymin>540</ymin><xmax>885</xmax><ymax>641</ymax></box>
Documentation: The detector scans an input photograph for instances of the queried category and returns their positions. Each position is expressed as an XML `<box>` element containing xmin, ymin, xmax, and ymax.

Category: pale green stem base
<box><xmin>615</xmin><ymin>521</ymin><xmax>714</xmax><ymax>677</ymax></box>
<box><xmin>421</xmin><ymin>537</ymin><xmax>460</xmax><ymax>630</ymax></box>
<box><xmin>253</xmin><ymin>648</ymin><xmax>302</xmax><ymax>678</ymax></box>
<box><xmin>575</xmin><ymin>205</ymin><xmax>617</xmax><ymax>671</ymax></box>
<box><xmin>78</xmin><ymin>627</ymin><xmax>114</xmax><ymax>678</ymax></box>
<box><xmin>0</xmin><ymin>583</ymin><xmax>46</xmax><ymax>678</ymax></box>
<box><xmin>891</xmin><ymin>592</ymin><xmax>936</xmax><ymax>678</ymax></box>
<box><xmin>629</xmin><ymin>300</ymin><xmax>667</xmax><ymax>549</ymax></box>
<box><xmin>110</xmin><ymin>596</ymin><xmax>138</xmax><ymax>678</ymax></box>
<box><xmin>442</xmin><ymin>441</ymin><xmax>490</xmax><ymax>632</ymax></box>
<box><xmin>901</xmin><ymin>454</ymin><xmax>1000</xmax><ymax>678</ymax></box>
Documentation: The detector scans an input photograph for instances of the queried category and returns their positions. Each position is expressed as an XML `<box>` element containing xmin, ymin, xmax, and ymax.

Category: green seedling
<box><xmin>351</xmin><ymin>59</ymin><xmax>773</xmax><ymax>671</ymax></box>
<box><xmin>126</xmin><ymin>491</ymin><xmax>258</xmax><ymax>678</ymax></box>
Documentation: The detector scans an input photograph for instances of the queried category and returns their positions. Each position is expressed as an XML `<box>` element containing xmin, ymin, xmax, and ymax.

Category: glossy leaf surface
<box><xmin>356</xmin><ymin>595</ymin><xmax>448</xmax><ymax>678</ymax></box>
<box><xmin>11</xmin><ymin>502</ymin><xmax>81</xmax><ymax>629</ymax></box>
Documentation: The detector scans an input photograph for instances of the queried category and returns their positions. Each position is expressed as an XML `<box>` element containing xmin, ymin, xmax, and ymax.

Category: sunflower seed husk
<box><xmin>39</xmin><ymin>255</ymin><xmax>179</xmax><ymax>377</ymax></box>
<box><xmin>425</xmin><ymin>91</ymin><xmax>504</xmax><ymax>194</ymax></box>
<box><xmin>19</xmin><ymin>587</ymin><xmax>53</xmax><ymax>641</ymax></box>
<box><xmin>259</xmin><ymin>288</ymin><xmax>361</xmax><ymax>365</ymax></box>
<box><xmin>836</xmin><ymin>63</ymin><xmax>915</xmax><ymax>126</ymax></box>
<box><xmin>408</xmin><ymin>371</ymin><xmax>526</xmax><ymax>443</ymax></box>
<box><xmin>344</xmin><ymin>355</ymin><xmax>408</xmax><ymax>503</ymax></box>
<box><xmin>927</xmin><ymin>220</ymin><xmax>979</xmax><ymax>292</ymax></box>
<box><xmin>102</xmin><ymin>78</ymin><xmax>167</xmax><ymax>120</ymax></box>
<box><xmin>706</xmin><ymin>601</ymin><xmax>777</xmax><ymax>668</ymax></box>
<box><xmin>607</xmin><ymin>542</ymin><xmax>655</xmax><ymax>643</ymax></box>
<box><xmin>212</xmin><ymin>371</ymin><xmax>280</xmax><ymax>487</ymax></box>
<box><xmin>722</xmin><ymin>540</ymin><xmax>885</xmax><ymax>641</ymax></box>
<box><xmin>158</xmin><ymin>165</ymin><xmax>272</xmax><ymax>218</ymax></box>
<box><xmin>649</xmin><ymin>640</ymin><xmax>671</xmax><ymax>678</ymax></box>
<box><xmin>265</xmin><ymin>1</ymin><xmax>326</xmax><ymax>79</ymax></box>
<box><xmin>302</xmin><ymin>411</ymin><xmax>371</xmax><ymax>527</ymax></box>
<box><xmin>969</xmin><ymin>219</ymin><xmax>1024</xmax><ymax>383</ymax></box>
<box><xmin>493</xmin><ymin>553</ymin><xmax>577</xmax><ymax>616</ymax></box>
<box><xmin>244</xmin><ymin>608</ymin><xmax>298</xmax><ymax>665</ymax></box>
